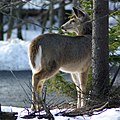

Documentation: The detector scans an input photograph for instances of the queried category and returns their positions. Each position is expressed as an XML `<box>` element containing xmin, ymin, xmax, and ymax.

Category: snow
<box><xmin>109</xmin><ymin>1</ymin><xmax>120</xmax><ymax>10</ymax></box>
<box><xmin>0</xmin><ymin>38</ymin><xmax>30</xmax><ymax>71</ymax></box>
<box><xmin>23</xmin><ymin>0</ymin><xmax>71</xmax><ymax>10</ymax></box>
<box><xmin>109</xmin><ymin>16</ymin><xmax>118</xmax><ymax>26</ymax></box>
<box><xmin>4</xmin><ymin>24</ymin><xmax>41</xmax><ymax>41</ymax></box>
<box><xmin>22</xmin><ymin>0</ymin><xmax>120</xmax><ymax>10</ymax></box>
<box><xmin>1</xmin><ymin>106</ymin><xmax>120</xmax><ymax>120</ymax></box>
<box><xmin>23</xmin><ymin>0</ymin><xmax>50</xmax><ymax>9</ymax></box>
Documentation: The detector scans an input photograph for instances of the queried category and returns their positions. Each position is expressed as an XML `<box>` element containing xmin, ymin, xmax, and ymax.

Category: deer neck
<box><xmin>77</xmin><ymin>21</ymin><xmax>92</xmax><ymax>36</ymax></box>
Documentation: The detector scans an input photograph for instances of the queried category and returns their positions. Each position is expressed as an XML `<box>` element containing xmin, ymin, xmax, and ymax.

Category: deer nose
<box><xmin>61</xmin><ymin>26</ymin><xmax>66</xmax><ymax>31</ymax></box>
<box><xmin>61</xmin><ymin>26</ymin><xmax>64</xmax><ymax>30</ymax></box>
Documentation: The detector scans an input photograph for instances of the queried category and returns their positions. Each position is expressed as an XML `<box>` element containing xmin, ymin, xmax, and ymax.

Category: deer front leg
<box><xmin>71</xmin><ymin>70</ymin><xmax>88</xmax><ymax>108</ymax></box>
<box><xmin>71</xmin><ymin>73</ymin><xmax>81</xmax><ymax>108</ymax></box>
<box><xmin>79</xmin><ymin>70</ymin><xmax>88</xmax><ymax>107</ymax></box>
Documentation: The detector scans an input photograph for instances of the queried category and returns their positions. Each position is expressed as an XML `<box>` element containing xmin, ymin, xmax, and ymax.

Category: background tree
<box><xmin>49</xmin><ymin>0</ymin><xmax>54</xmax><ymax>33</ymax></box>
<box><xmin>58</xmin><ymin>0</ymin><xmax>65</xmax><ymax>27</ymax></box>
<box><xmin>0</xmin><ymin>13</ymin><xmax>3</xmax><ymax>40</ymax></box>
<box><xmin>17</xmin><ymin>3</ymin><xmax>24</xmax><ymax>40</ymax></box>
<box><xmin>0</xmin><ymin>0</ymin><xmax>6</xmax><ymax>40</ymax></box>
<box><xmin>92</xmin><ymin>0</ymin><xmax>109</xmax><ymax>102</ymax></box>
<box><xmin>7</xmin><ymin>0</ymin><xmax>14</xmax><ymax>39</ymax></box>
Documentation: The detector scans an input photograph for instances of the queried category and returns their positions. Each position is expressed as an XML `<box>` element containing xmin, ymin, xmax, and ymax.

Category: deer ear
<box><xmin>72</xmin><ymin>7</ymin><xmax>85</xmax><ymax>18</ymax></box>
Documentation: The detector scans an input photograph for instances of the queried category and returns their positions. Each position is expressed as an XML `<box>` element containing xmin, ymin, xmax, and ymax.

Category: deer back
<box><xmin>29</xmin><ymin>33</ymin><xmax>91</xmax><ymax>73</ymax></box>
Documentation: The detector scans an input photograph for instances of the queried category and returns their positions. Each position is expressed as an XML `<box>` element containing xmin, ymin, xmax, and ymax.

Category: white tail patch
<box><xmin>28</xmin><ymin>45</ymin><xmax>42</xmax><ymax>74</ymax></box>
<box><xmin>34</xmin><ymin>46</ymin><xmax>42</xmax><ymax>72</ymax></box>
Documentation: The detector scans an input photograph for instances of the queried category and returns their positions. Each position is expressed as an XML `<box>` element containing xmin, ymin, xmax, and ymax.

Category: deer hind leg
<box><xmin>71</xmin><ymin>73</ymin><xmax>81</xmax><ymax>108</ymax></box>
<box><xmin>31</xmin><ymin>60</ymin><xmax>59</xmax><ymax>111</ymax></box>
<box><xmin>31</xmin><ymin>69</ymin><xmax>46</xmax><ymax>111</ymax></box>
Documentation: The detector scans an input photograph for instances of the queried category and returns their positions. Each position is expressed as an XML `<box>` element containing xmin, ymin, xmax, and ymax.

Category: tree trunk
<box><xmin>7</xmin><ymin>0</ymin><xmax>14</xmax><ymax>40</ymax></box>
<box><xmin>0</xmin><ymin>13</ymin><xmax>3</xmax><ymax>40</ymax></box>
<box><xmin>92</xmin><ymin>0</ymin><xmax>109</xmax><ymax>101</ymax></box>
<box><xmin>58</xmin><ymin>0</ymin><xmax>65</xmax><ymax>27</ymax></box>
<box><xmin>17</xmin><ymin>4</ymin><xmax>23</xmax><ymax>40</ymax></box>
<box><xmin>41</xmin><ymin>10</ymin><xmax>49</xmax><ymax>34</ymax></box>
<box><xmin>49</xmin><ymin>0</ymin><xmax>54</xmax><ymax>33</ymax></box>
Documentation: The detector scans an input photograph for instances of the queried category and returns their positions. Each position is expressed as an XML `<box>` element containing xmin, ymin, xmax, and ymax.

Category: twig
<box><xmin>39</xmin><ymin>97</ymin><xmax>54</xmax><ymax>120</ymax></box>
<box><xmin>21</xmin><ymin>112</ymin><xmax>53</xmax><ymax>119</ymax></box>
<box><xmin>10</xmin><ymin>70</ymin><xmax>31</xmax><ymax>104</ymax></box>
<box><xmin>91</xmin><ymin>102</ymin><xmax>109</xmax><ymax>113</ymax></box>
<box><xmin>0</xmin><ymin>1</ymin><xmax>23</xmax><ymax>11</ymax></box>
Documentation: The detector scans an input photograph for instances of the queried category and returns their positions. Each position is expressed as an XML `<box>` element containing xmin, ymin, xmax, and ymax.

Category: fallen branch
<box><xmin>39</xmin><ymin>97</ymin><xmax>54</xmax><ymax>120</ymax></box>
<box><xmin>21</xmin><ymin>96</ymin><xmax>54</xmax><ymax>120</ymax></box>
<box><xmin>21</xmin><ymin>112</ymin><xmax>53</xmax><ymax>119</ymax></box>
<box><xmin>57</xmin><ymin>102</ymin><xmax>109</xmax><ymax>117</ymax></box>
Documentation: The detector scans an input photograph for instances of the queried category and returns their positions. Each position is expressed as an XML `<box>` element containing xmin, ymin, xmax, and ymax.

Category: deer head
<box><xmin>61</xmin><ymin>7</ymin><xmax>91</xmax><ymax>35</ymax></box>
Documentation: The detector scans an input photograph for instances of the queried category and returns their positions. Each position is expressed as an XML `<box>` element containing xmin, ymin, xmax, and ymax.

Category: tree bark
<box><xmin>41</xmin><ymin>10</ymin><xmax>49</xmax><ymax>34</ymax></box>
<box><xmin>17</xmin><ymin>4</ymin><xmax>24</xmax><ymax>40</ymax></box>
<box><xmin>58</xmin><ymin>0</ymin><xmax>65</xmax><ymax>27</ymax></box>
<box><xmin>0</xmin><ymin>13</ymin><xmax>3</xmax><ymax>40</ymax></box>
<box><xmin>7</xmin><ymin>0</ymin><xmax>14</xmax><ymax>40</ymax></box>
<box><xmin>49</xmin><ymin>0</ymin><xmax>54</xmax><ymax>33</ymax></box>
<box><xmin>0</xmin><ymin>0</ymin><xmax>9</xmax><ymax>40</ymax></box>
<box><xmin>92</xmin><ymin>0</ymin><xmax>109</xmax><ymax>101</ymax></box>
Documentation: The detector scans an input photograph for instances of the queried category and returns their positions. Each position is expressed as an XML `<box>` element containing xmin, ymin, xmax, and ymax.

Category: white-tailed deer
<box><xmin>28</xmin><ymin>7</ymin><xmax>92</xmax><ymax>110</ymax></box>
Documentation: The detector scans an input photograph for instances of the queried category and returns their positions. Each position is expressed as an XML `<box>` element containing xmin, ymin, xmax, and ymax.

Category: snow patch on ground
<box><xmin>1</xmin><ymin>106</ymin><xmax>120</xmax><ymax>120</ymax></box>
<box><xmin>0</xmin><ymin>38</ymin><xmax>30</xmax><ymax>71</ymax></box>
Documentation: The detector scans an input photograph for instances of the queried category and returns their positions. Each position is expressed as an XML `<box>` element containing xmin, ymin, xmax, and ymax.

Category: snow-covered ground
<box><xmin>0</xmin><ymin>38</ymin><xmax>30</xmax><ymax>70</ymax></box>
<box><xmin>1</xmin><ymin>106</ymin><xmax>120</xmax><ymax>120</ymax></box>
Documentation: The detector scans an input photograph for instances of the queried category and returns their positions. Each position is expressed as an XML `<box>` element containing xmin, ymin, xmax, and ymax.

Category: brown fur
<box><xmin>29</xmin><ymin>35</ymin><xmax>43</xmax><ymax>68</ymax></box>
<box><xmin>28</xmin><ymin>7</ymin><xmax>92</xmax><ymax>110</ymax></box>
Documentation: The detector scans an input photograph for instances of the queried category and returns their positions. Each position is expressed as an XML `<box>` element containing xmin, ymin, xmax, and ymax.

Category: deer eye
<box><xmin>70</xmin><ymin>19</ymin><xmax>75</xmax><ymax>23</ymax></box>
<box><xmin>72</xmin><ymin>20</ymin><xmax>75</xmax><ymax>22</ymax></box>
